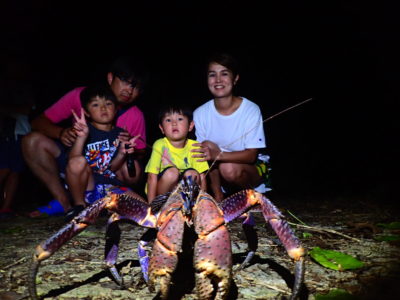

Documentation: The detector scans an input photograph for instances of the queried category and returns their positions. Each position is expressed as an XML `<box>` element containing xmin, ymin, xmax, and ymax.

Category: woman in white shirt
<box><xmin>192</xmin><ymin>52</ymin><xmax>267</xmax><ymax>201</ymax></box>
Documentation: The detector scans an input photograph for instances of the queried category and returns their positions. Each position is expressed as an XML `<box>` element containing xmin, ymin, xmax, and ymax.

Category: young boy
<box><xmin>145</xmin><ymin>105</ymin><xmax>209</xmax><ymax>202</ymax></box>
<box><xmin>23</xmin><ymin>56</ymin><xmax>147</xmax><ymax>216</ymax></box>
<box><xmin>65</xmin><ymin>84</ymin><xmax>139</xmax><ymax>221</ymax></box>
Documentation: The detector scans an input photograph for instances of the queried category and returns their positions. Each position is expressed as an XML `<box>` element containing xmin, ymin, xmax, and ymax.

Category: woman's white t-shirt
<box><xmin>193</xmin><ymin>97</ymin><xmax>266</xmax><ymax>152</ymax></box>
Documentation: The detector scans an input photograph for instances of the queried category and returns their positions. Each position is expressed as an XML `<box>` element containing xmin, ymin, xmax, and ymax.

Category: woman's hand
<box><xmin>191</xmin><ymin>141</ymin><xmax>221</xmax><ymax>162</ymax></box>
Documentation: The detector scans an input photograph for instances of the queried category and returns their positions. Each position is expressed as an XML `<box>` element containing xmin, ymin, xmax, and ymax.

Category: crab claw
<box><xmin>103</xmin><ymin>192</ymin><xmax>157</xmax><ymax>286</ymax></box>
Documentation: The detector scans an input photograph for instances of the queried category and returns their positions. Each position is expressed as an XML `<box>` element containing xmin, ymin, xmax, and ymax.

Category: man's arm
<box><xmin>31</xmin><ymin>113</ymin><xmax>77</xmax><ymax>147</ymax></box>
<box><xmin>31</xmin><ymin>113</ymin><xmax>63</xmax><ymax>139</ymax></box>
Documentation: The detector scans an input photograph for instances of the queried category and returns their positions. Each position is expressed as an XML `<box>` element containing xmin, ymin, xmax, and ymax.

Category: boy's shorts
<box><xmin>158</xmin><ymin>167</ymin><xmax>196</xmax><ymax>180</ymax></box>
<box><xmin>85</xmin><ymin>183</ymin><xmax>114</xmax><ymax>204</ymax></box>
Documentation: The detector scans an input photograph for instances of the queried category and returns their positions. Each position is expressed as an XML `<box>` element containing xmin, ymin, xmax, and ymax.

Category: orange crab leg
<box><xmin>219</xmin><ymin>190</ymin><xmax>305</xmax><ymax>299</ymax></box>
<box><xmin>148</xmin><ymin>202</ymin><xmax>185</xmax><ymax>299</ymax></box>
<box><xmin>193</xmin><ymin>193</ymin><xmax>232</xmax><ymax>300</ymax></box>
<box><xmin>29</xmin><ymin>195</ymin><xmax>111</xmax><ymax>300</ymax></box>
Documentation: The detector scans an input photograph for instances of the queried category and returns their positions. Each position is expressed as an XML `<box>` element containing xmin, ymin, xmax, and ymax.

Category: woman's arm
<box><xmin>192</xmin><ymin>141</ymin><xmax>258</xmax><ymax>164</ymax></box>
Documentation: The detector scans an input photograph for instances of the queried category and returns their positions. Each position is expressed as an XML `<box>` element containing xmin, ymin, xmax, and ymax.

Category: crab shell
<box><xmin>148</xmin><ymin>190</ymin><xmax>232</xmax><ymax>300</ymax></box>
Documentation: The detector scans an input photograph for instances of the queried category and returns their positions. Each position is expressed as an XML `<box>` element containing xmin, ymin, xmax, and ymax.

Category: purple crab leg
<box><xmin>258</xmin><ymin>193</ymin><xmax>305</xmax><ymax>299</ymax></box>
<box><xmin>104</xmin><ymin>192</ymin><xmax>157</xmax><ymax>228</ymax></box>
<box><xmin>137</xmin><ymin>228</ymin><xmax>158</xmax><ymax>283</ymax></box>
<box><xmin>29</xmin><ymin>196</ymin><xmax>110</xmax><ymax>300</ymax></box>
<box><xmin>103</xmin><ymin>192</ymin><xmax>157</xmax><ymax>286</ymax></box>
<box><xmin>219</xmin><ymin>190</ymin><xmax>305</xmax><ymax>299</ymax></box>
<box><xmin>232</xmin><ymin>213</ymin><xmax>258</xmax><ymax>271</ymax></box>
<box><xmin>104</xmin><ymin>217</ymin><xmax>124</xmax><ymax>286</ymax></box>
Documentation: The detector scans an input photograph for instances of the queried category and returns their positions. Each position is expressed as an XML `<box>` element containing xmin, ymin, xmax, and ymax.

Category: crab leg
<box><xmin>193</xmin><ymin>193</ymin><xmax>232</xmax><ymax>300</ymax></box>
<box><xmin>29</xmin><ymin>196</ymin><xmax>111</xmax><ymax>300</ymax></box>
<box><xmin>103</xmin><ymin>192</ymin><xmax>157</xmax><ymax>286</ymax></box>
<box><xmin>219</xmin><ymin>190</ymin><xmax>305</xmax><ymax>299</ymax></box>
<box><xmin>148</xmin><ymin>202</ymin><xmax>185</xmax><ymax>299</ymax></box>
<box><xmin>258</xmin><ymin>192</ymin><xmax>305</xmax><ymax>300</ymax></box>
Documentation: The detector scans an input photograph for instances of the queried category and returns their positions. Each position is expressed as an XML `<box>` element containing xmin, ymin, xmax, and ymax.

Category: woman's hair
<box><xmin>206</xmin><ymin>52</ymin><xmax>240</xmax><ymax>78</ymax></box>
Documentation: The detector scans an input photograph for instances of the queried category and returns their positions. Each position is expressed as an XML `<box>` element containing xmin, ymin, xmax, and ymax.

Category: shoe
<box><xmin>29</xmin><ymin>199</ymin><xmax>65</xmax><ymax>218</ymax></box>
<box><xmin>64</xmin><ymin>205</ymin><xmax>85</xmax><ymax>222</ymax></box>
<box><xmin>255</xmin><ymin>153</ymin><xmax>273</xmax><ymax>193</ymax></box>
<box><xmin>254</xmin><ymin>183</ymin><xmax>272</xmax><ymax>193</ymax></box>
<box><xmin>37</xmin><ymin>199</ymin><xmax>65</xmax><ymax>216</ymax></box>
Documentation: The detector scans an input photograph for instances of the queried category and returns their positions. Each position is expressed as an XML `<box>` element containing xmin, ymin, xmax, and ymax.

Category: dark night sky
<box><xmin>1</xmin><ymin>1</ymin><xmax>399</xmax><ymax>200</ymax></box>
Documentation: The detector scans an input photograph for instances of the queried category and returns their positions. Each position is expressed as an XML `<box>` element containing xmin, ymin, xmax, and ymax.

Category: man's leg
<box><xmin>1</xmin><ymin>171</ymin><xmax>19</xmax><ymax>210</ymax></box>
<box><xmin>22</xmin><ymin>132</ymin><xmax>71</xmax><ymax>211</ymax></box>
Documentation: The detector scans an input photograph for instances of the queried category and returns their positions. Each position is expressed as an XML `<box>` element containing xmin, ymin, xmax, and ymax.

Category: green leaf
<box><xmin>79</xmin><ymin>231</ymin><xmax>100</xmax><ymax>237</ymax></box>
<box><xmin>373</xmin><ymin>234</ymin><xmax>400</xmax><ymax>241</ymax></box>
<box><xmin>315</xmin><ymin>288</ymin><xmax>358</xmax><ymax>300</ymax></box>
<box><xmin>309</xmin><ymin>247</ymin><xmax>364</xmax><ymax>270</ymax></box>
<box><xmin>302</xmin><ymin>232</ymin><xmax>313</xmax><ymax>238</ymax></box>
<box><xmin>377</xmin><ymin>222</ymin><xmax>400</xmax><ymax>229</ymax></box>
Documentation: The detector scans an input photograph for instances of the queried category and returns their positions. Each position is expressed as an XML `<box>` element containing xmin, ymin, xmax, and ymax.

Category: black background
<box><xmin>1</xmin><ymin>0</ymin><xmax>398</xmax><ymax>201</ymax></box>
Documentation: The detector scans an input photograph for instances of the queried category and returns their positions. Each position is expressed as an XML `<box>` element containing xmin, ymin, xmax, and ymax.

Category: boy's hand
<box><xmin>71</xmin><ymin>108</ymin><xmax>89</xmax><ymax>138</ymax></box>
<box><xmin>118</xmin><ymin>130</ymin><xmax>131</xmax><ymax>143</ymax></box>
<box><xmin>120</xmin><ymin>135</ymin><xmax>140</xmax><ymax>154</ymax></box>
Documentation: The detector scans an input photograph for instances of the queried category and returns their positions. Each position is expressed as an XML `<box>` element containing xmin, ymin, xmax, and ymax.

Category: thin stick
<box><xmin>0</xmin><ymin>256</ymin><xmax>28</xmax><ymax>270</ymax></box>
<box><xmin>287</xmin><ymin>209</ymin><xmax>308</xmax><ymax>226</ymax></box>
<box><xmin>205</xmin><ymin>98</ymin><xmax>313</xmax><ymax>177</ymax></box>
<box><xmin>222</xmin><ymin>98</ymin><xmax>312</xmax><ymax>150</ymax></box>
<box><xmin>288</xmin><ymin>222</ymin><xmax>361</xmax><ymax>242</ymax></box>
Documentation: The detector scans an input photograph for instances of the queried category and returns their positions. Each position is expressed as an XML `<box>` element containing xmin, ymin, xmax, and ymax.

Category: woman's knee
<box><xmin>219</xmin><ymin>163</ymin><xmax>241</xmax><ymax>182</ymax></box>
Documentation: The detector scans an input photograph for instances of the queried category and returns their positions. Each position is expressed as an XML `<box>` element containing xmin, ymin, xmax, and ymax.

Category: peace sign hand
<box><xmin>71</xmin><ymin>108</ymin><xmax>89</xmax><ymax>138</ymax></box>
<box><xmin>121</xmin><ymin>134</ymin><xmax>141</xmax><ymax>154</ymax></box>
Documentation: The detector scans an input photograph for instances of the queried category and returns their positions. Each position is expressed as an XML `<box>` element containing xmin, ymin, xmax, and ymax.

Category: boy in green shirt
<box><xmin>145</xmin><ymin>105</ymin><xmax>209</xmax><ymax>202</ymax></box>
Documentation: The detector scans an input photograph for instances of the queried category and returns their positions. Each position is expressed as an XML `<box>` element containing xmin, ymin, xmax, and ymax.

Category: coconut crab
<box><xmin>29</xmin><ymin>177</ymin><xmax>305</xmax><ymax>299</ymax></box>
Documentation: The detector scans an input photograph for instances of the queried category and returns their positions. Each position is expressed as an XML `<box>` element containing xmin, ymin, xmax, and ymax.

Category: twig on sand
<box><xmin>289</xmin><ymin>222</ymin><xmax>361</xmax><ymax>242</ymax></box>
<box><xmin>258</xmin><ymin>282</ymin><xmax>290</xmax><ymax>295</ymax></box>
<box><xmin>0</xmin><ymin>256</ymin><xmax>28</xmax><ymax>271</ymax></box>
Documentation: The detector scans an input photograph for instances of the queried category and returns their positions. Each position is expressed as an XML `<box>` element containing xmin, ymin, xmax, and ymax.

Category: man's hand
<box><xmin>59</xmin><ymin>127</ymin><xmax>78</xmax><ymax>147</ymax></box>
